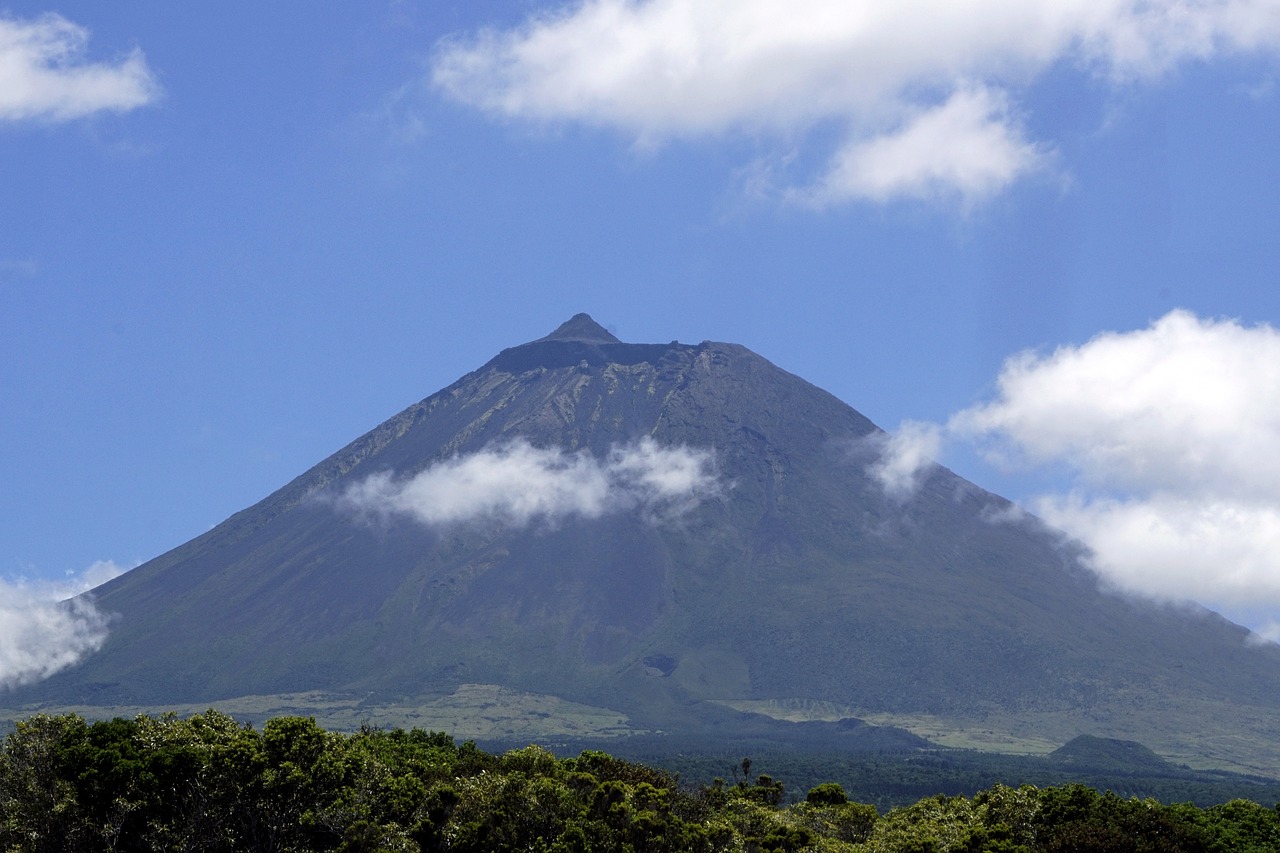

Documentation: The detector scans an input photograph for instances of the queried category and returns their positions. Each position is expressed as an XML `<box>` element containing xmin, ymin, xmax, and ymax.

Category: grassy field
<box><xmin>0</xmin><ymin>683</ymin><xmax>647</xmax><ymax>741</ymax></box>
<box><xmin>9</xmin><ymin>684</ymin><xmax>1280</xmax><ymax>782</ymax></box>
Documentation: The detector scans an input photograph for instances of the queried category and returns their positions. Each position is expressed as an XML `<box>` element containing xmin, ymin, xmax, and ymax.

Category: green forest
<box><xmin>3</xmin><ymin>711</ymin><xmax>1280</xmax><ymax>853</ymax></box>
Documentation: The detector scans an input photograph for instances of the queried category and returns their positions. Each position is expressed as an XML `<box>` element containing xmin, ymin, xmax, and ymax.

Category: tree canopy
<box><xmin>2</xmin><ymin>712</ymin><xmax>1278</xmax><ymax>852</ymax></box>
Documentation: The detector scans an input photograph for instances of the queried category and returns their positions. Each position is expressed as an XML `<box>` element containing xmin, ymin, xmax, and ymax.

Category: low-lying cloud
<box><xmin>0</xmin><ymin>13</ymin><xmax>159</xmax><ymax>123</ymax></box>
<box><xmin>338</xmin><ymin>438</ymin><xmax>721</xmax><ymax>529</ymax></box>
<box><xmin>870</xmin><ymin>310</ymin><xmax>1280</xmax><ymax>627</ymax></box>
<box><xmin>864</xmin><ymin>421</ymin><xmax>943</xmax><ymax>502</ymax></box>
<box><xmin>430</xmin><ymin>0</ymin><xmax>1280</xmax><ymax>204</ymax></box>
<box><xmin>0</xmin><ymin>560</ymin><xmax>125</xmax><ymax>689</ymax></box>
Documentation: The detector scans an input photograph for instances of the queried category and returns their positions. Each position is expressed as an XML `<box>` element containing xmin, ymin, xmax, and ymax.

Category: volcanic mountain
<box><xmin>14</xmin><ymin>315</ymin><xmax>1280</xmax><ymax>769</ymax></box>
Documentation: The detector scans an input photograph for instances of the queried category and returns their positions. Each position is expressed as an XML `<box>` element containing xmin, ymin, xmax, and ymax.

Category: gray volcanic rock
<box><xmin>536</xmin><ymin>312</ymin><xmax>622</xmax><ymax>343</ymax></box>
<box><xmin>13</xmin><ymin>316</ymin><xmax>1280</xmax><ymax>766</ymax></box>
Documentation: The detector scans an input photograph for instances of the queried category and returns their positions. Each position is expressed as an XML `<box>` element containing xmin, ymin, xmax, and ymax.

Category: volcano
<box><xmin>13</xmin><ymin>315</ymin><xmax>1280</xmax><ymax>770</ymax></box>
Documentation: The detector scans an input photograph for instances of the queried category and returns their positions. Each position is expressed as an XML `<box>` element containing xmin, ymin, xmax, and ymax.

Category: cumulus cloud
<box><xmin>799</xmin><ymin>87</ymin><xmax>1044</xmax><ymax>206</ymax></box>
<box><xmin>874</xmin><ymin>310</ymin><xmax>1280</xmax><ymax>618</ymax></box>
<box><xmin>338</xmin><ymin>438</ymin><xmax>720</xmax><ymax>529</ymax></box>
<box><xmin>1033</xmin><ymin>494</ymin><xmax>1280</xmax><ymax>607</ymax></box>
<box><xmin>0</xmin><ymin>560</ymin><xmax>126</xmax><ymax>689</ymax></box>
<box><xmin>0</xmin><ymin>14</ymin><xmax>159</xmax><ymax>123</ymax></box>
<box><xmin>430</xmin><ymin>0</ymin><xmax>1280</xmax><ymax>204</ymax></box>
<box><xmin>951</xmin><ymin>310</ymin><xmax>1280</xmax><ymax>499</ymax></box>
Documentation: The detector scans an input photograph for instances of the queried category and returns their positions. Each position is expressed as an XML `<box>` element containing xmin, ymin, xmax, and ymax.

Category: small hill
<box><xmin>1049</xmin><ymin>735</ymin><xmax>1181</xmax><ymax>775</ymax></box>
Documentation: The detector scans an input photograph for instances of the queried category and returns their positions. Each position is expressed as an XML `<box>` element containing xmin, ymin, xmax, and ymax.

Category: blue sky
<box><xmin>3</xmin><ymin>1</ymin><xmax>1280</xmax><ymax>680</ymax></box>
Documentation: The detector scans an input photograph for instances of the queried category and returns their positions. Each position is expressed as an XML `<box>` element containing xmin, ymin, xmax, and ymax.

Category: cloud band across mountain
<box><xmin>337</xmin><ymin>438</ymin><xmax>721</xmax><ymax>529</ymax></box>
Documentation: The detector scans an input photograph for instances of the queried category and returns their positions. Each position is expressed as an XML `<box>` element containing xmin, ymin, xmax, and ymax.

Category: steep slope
<box><xmin>13</xmin><ymin>315</ymin><xmax>1280</xmax><ymax>768</ymax></box>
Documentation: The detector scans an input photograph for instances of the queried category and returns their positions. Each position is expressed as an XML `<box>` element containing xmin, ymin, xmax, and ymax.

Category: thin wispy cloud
<box><xmin>0</xmin><ymin>560</ymin><xmax>125</xmax><ymax>689</ymax></box>
<box><xmin>871</xmin><ymin>310</ymin><xmax>1280</xmax><ymax>622</ymax></box>
<box><xmin>864</xmin><ymin>421</ymin><xmax>943</xmax><ymax>502</ymax></box>
<box><xmin>338</xmin><ymin>438</ymin><xmax>721</xmax><ymax>529</ymax></box>
<box><xmin>430</xmin><ymin>0</ymin><xmax>1280</xmax><ymax>205</ymax></box>
<box><xmin>0</xmin><ymin>258</ymin><xmax>38</xmax><ymax>281</ymax></box>
<box><xmin>0</xmin><ymin>13</ymin><xmax>159</xmax><ymax>123</ymax></box>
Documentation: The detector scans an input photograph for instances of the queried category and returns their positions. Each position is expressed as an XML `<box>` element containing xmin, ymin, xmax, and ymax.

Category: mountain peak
<box><xmin>539</xmin><ymin>313</ymin><xmax>621</xmax><ymax>344</ymax></box>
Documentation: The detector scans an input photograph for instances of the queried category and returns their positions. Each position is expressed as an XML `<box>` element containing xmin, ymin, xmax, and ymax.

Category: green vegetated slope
<box><xmin>11</xmin><ymin>315</ymin><xmax>1280</xmax><ymax>772</ymax></box>
<box><xmin>4</xmin><ymin>711</ymin><xmax>1280</xmax><ymax>853</ymax></box>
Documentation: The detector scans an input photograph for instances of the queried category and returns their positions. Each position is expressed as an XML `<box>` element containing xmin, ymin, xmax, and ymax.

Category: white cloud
<box><xmin>800</xmin><ymin>87</ymin><xmax>1044</xmax><ymax>206</ymax></box>
<box><xmin>338</xmin><ymin>438</ymin><xmax>720</xmax><ymax>529</ymax></box>
<box><xmin>0</xmin><ymin>14</ymin><xmax>159</xmax><ymax>123</ymax></box>
<box><xmin>0</xmin><ymin>560</ymin><xmax>126</xmax><ymax>689</ymax></box>
<box><xmin>951</xmin><ymin>310</ymin><xmax>1280</xmax><ymax>500</ymax></box>
<box><xmin>1034</xmin><ymin>494</ymin><xmax>1280</xmax><ymax>607</ymax></box>
<box><xmin>1250</xmin><ymin>622</ymin><xmax>1280</xmax><ymax>645</ymax></box>
<box><xmin>430</xmin><ymin>0</ymin><xmax>1280</xmax><ymax>204</ymax></box>
<box><xmin>865</xmin><ymin>421</ymin><xmax>943</xmax><ymax>501</ymax></box>
<box><xmin>876</xmin><ymin>310</ymin><xmax>1280</xmax><ymax>619</ymax></box>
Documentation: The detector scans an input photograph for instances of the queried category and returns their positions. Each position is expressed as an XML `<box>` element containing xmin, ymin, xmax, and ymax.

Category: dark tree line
<box><xmin>2</xmin><ymin>711</ymin><xmax>1279</xmax><ymax>852</ymax></box>
<box><xmin>624</xmin><ymin>745</ymin><xmax>1280</xmax><ymax>813</ymax></box>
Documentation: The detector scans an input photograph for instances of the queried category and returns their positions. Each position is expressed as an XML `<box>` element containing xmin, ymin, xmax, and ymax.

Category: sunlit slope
<box><xmin>18</xmin><ymin>316</ymin><xmax>1280</xmax><ymax>762</ymax></box>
